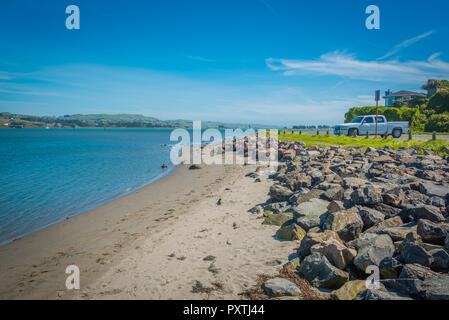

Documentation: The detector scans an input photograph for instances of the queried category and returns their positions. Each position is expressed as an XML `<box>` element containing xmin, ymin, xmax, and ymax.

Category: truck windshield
<box><xmin>350</xmin><ymin>116</ymin><xmax>364</xmax><ymax>123</ymax></box>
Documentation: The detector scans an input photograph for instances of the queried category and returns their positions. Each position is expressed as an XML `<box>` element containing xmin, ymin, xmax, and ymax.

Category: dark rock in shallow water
<box><xmin>297</xmin><ymin>253</ymin><xmax>349</xmax><ymax>290</ymax></box>
<box><xmin>417</xmin><ymin>219</ymin><xmax>449</xmax><ymax>245</ymax></box>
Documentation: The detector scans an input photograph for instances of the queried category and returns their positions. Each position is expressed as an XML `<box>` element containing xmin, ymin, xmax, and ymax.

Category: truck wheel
<box><xmin>348</xmin><ymin>129</ymin><xmax>358</xmax><ymax>137</ymax></box>
<box><xmin>392</xmin><ymin>128</ymin><xmax>402</xmax><ymax>139</ymax></box>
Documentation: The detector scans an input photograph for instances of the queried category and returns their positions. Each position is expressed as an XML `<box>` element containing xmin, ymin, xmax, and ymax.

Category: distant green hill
<box><xmin>0</xmin><ymin>112</ymin><xmax>275</xmax><ymax>129</ymax></box>
<box><xmin>61</xmin><ymin>114</ymin><xmax>159</xmax><ymax>122</ymax></box>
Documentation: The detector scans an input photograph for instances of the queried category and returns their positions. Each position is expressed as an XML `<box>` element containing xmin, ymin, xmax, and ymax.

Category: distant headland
<box><xmin>0</xmin><ymin>112</ymin><xmax>275</xmax><ymax>129</ymax></box>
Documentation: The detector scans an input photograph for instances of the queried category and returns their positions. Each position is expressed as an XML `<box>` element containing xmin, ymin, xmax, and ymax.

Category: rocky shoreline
<box><xmin>246</xmin><ymin>140</ymin><xmax>449</xmax><ymax>300</ymax></box>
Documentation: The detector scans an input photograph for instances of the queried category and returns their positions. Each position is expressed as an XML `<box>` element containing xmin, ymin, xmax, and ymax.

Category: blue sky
<box><xmin>1</xmin><ymin>0</ymin><xmax>449</xmax><ymax>126</ymax></box>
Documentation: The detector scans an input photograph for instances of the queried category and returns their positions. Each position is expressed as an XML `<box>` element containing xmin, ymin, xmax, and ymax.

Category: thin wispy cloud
<box><xmin>187</xmin><ymin>56</ymin><xmax>215</xmax><ymax>62</ymax></box>
<box><xmin>428</xmin><ymin>52</ymin><xmax>442</xmax><ymax>61</ymax></box>
<box><xmin>377</xmin><ymin>30</ymin><xmax>436</xmax><ymax>60</ymax></box>
<box><xmin>266</xmin><ymin>51</ymin><xmax>449</xmax><ymax>84</ymax></box>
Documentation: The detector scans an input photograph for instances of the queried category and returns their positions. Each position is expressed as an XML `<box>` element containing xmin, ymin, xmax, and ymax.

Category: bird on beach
<box><xmin>217</xmin><ymin>198</ymin><xmax>222</xmax><ymax>206</ymax></box>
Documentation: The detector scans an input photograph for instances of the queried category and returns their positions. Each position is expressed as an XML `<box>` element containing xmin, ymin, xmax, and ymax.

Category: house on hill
<box><xmin>422</xmin><ymin>80</ymin><xmax>448</xmax><ymax>98</ymax></box>
<box><xmin>383</xmin><ymin>90</ymin><xmax>426</xmax><ymax>107</ymax></box>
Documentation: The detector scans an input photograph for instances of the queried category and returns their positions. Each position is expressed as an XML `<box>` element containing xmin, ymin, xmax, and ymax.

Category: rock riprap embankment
<box><xmin>249</xmin><ymin>141</ymin><xmax>449</xmax><ymax>300</ymax></box>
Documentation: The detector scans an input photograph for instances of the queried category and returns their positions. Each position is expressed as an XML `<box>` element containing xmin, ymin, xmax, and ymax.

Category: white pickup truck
<box><xmin>334</xmin><ymin>115</ymin><xmax>409</xmax><ymax>138</ymax></box>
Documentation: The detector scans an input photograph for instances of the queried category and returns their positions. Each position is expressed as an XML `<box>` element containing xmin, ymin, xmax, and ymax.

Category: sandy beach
<box><xmin>0</xmin><ymin>161</ymin><xmax>298</xmax><ymax>299</ymax></box>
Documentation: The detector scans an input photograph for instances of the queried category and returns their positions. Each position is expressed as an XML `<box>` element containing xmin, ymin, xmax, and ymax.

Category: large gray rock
<box><xmin>399</xmin><ymin>233</ymin><xmax>434</xmax><ymax>267</ymax></box>
<box><xmin>287</xmin><ymin>188</ymin><xmax>310</xmax><ymax>204</ymax></box>
<box><xmin>379</xmin><ymin>256</ymin><xmax>403</xmax><ymax>279</ymax></box>
<box><xmin>262</xmin><ymin>278</ymin><xmax>301</xmax><ymax>297</ymax></box>
<box><xmin>297</xmin><ymin>230</ymin><xmax>343</xmax><ymax>257</ymax></box>
<box><xmin>399</xmin><ymin>205</ymin><xmax>445</xmax><ymax>223</ymax></box>
<box><xmin>429</xmin><ymin>248</ymin><xmax>449</xmax><ymax>272</ymax></box>
<box><xmin>364</xmin><ymin>216</ymin><xmax>404</xmax><ymax>234</ymax></box>
<box><xmin>321</xmin><ymin>186</ymin><xmax>344</xmax><ymax>201</ymax></box>
<box><xmin>423</xmin><ymin>273</ymin><xmax>449</xmax><ymax>300</ymax></box>
<box><xmin>380</xmin><ymin>224</ymin><xmax>418</xmax><ymax>242</ymax></box>
<box><xmin>384</xmin><ymin>264</ymin><xmax>449</xmax><ymax>300</ymax></box>
<box><xmin>277</xmin><ymin>222</ymin><xmax>306</xmax><ymax>241</ymax></box>
<box><xmin>427</xmin><ymin>196</ymin><xmax>446</xmax><ymax>207</ymax></box>
<box><xmin>355</xmin><ymin>284</ymin><xmax>412</xmax><ymax>300</ymax></box>
<box><xmin>352</xmin><ymin>233</ymin><xmax>395</xmax><ymax>272</ymax></box>
<box><xmin>382</xmin><ymin>190</ymin><xmax>406</xmax><ymax>208</ymax></box>
<box><xmin>419</xmin><ymin>182</ymin><xmax>449</xmax><ymax>198</ymax></box>
<box><xmin>323</xmin><ymin>208</ymin><xmax>363</xmax><ymax>242</ymax></box>
<box><xmin>293</xmin><ymin>198</ymin><xmax>329</xmax><ymax>231</ymax></box>
<box><xmin>310</xmin><ymin>169</ymin><xmax>324</xmax><ymax>185</ymax></box>
<box><xmin>310</xmin><ymin>238</ymin><xmax>357</xmax><ymax>270</ymax></box>
<box><xmin>350</xmin><ymin>186</ymin><xmax>383</xmax><ymax>206</ymax></box>
<box><xmin>358</xmin><ymin>206</ymin><xmax>385</xmax><ymax>230</ymax></box>
<box><xmin>269</xmin><ymin>184</ymin><xmax>294</xmax><ymax>202</ymax></box>
<box><xmin>417</xmin><ymin>219</ymin><xmax>449</xmax><ymax>245</ymax></box>
<box><xmin>330</xmin><ymin>280</ymin><xmax>367</xmax><ymax>300</ymax></box>
<box><xmin>369</xmin><ymin>203</ymin><xmax>401</xmax><ymax>218</ymax></box>
<box><xmin>297</xmin><ymin>253</ymin><xmax>349</xmax><ymax>290</ymax></box>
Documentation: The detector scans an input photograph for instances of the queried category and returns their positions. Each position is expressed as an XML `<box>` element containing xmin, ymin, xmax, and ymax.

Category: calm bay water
<box><xmin>0</xmin><ymin>128</ymin><xmax>182</xmax><ymax>245</ymax></box>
